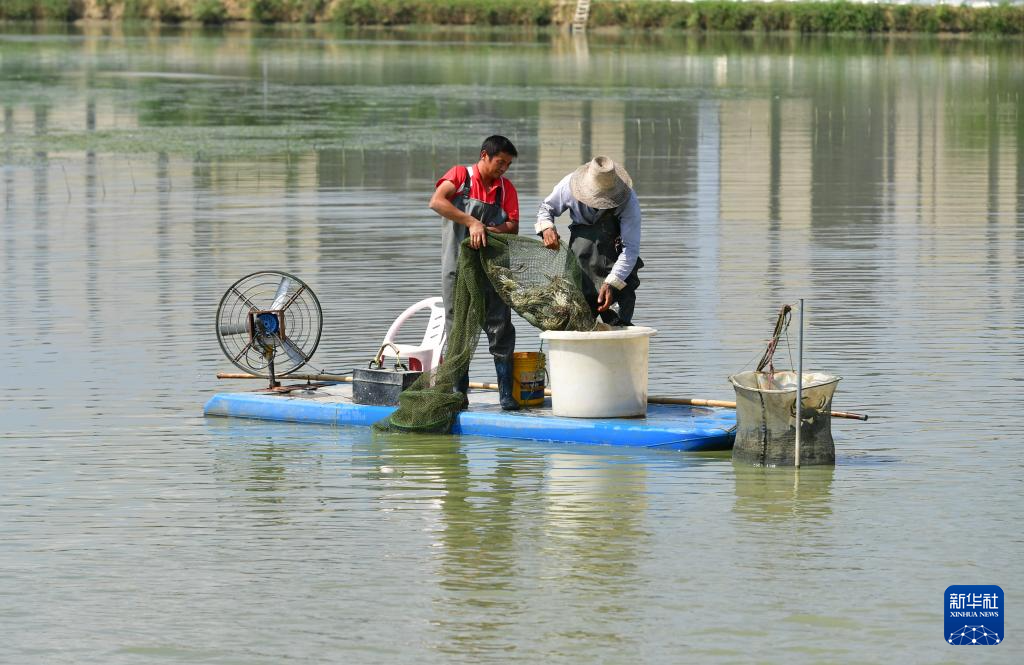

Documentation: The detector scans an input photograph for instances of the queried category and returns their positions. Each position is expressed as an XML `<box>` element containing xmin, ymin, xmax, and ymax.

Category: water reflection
<box><xmin>207</xmin><ymin>422</ymin><xmax>328</xmax><ymax>526</ymax></box>
<box><xmin>85</xmin><ymin>138</ymin><xmax>100</xmax><ymax>351</ymax></box>
<box><xmin>32</xmin><ymin>104</ymin><xmax>51</xmax><ymax>342</ymax></box>
<box><xmin>365</xmin><ymin>435</ymin><xmax>543</xmax><ymax>570</ymax></box>
<box><xmin>353</xmin><ymin>434</ymin><xmax>655</xmax><ymax>654</ymax></box>
<box><xmin>542</xmin><ymin>453</ymin><xmax>648</xmax><ymax>588</ymax></box>
<box><xmin>355</xmin><ymin>432</ymin><xmax>547</xmax><ymax>655</ymax></box>
<box><xmin>732</xmin><ymin>465</ymin><xmax>835</xmax><ymax>523</ymax></box>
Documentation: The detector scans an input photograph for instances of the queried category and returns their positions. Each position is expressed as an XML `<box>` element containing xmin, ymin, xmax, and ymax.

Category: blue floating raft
<box><xmin>205</xmin><ymin>384</ymin><xmax>736</xmax><ymax>452</ymax></box>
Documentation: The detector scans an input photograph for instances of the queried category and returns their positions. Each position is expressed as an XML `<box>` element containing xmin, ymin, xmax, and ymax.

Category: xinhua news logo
<box><xmin>945</xmin><ymin>585</ymin><xmax>1003</xmax><ymax>646</ymax></box>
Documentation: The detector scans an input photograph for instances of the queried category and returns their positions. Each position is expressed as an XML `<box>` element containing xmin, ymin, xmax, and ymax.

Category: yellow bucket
<box><xmin>512</xmin><ymin>351</ymin><xmax>546</xmax><ymax>407</ymax></box>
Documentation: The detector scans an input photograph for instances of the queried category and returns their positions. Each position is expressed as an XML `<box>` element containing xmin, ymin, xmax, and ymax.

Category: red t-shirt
<box><xmin>436</xmin><ymin>165</ymin><xmax>519</xmax><ymax>222</ymax></box>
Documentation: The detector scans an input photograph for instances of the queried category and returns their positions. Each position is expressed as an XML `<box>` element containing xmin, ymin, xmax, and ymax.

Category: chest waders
<box><xmin>569</xmin><ymin>207</ymin><xmax>643</xmax><ymax>326</ymax></box>
<box><xmin>440</xmin><ymin>166</ymin><xmax>518</xmax><ymax>410</ymax></box>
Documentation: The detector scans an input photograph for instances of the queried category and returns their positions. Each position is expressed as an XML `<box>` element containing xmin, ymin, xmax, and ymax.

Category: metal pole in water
<box><xmin>795</xmin><ymin>298</ymin><xmax>804</xmax><ymax>468</ymax></box>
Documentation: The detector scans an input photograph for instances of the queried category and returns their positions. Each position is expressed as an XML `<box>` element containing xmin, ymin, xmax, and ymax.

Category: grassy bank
<box><xmin>1</xmin><ymin>1</ymin><xmax>1022</xmax><ymax>35</ymax></box>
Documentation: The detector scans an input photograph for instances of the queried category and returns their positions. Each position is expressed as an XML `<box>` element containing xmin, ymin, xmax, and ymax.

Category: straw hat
<box><xmin>569</xmin><ymin>156</ymin><xmax>633</xmax><ymax>210</ymax></box>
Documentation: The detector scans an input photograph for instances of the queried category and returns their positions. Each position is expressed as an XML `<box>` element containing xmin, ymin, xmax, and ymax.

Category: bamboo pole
<box><xmin>216</xmin><ymin>372</ymin><xmax>870</xmax><ymax>421</ymax></box>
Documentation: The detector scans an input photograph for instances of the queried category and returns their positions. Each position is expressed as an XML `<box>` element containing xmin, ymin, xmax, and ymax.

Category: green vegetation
<box><xmin>192</xmin><ymin>0</ymin><xmax>227</xmax><ymax>24</ymax></box>
<box><xmin>329</xmin><ymin>0</ymin><xmax>553</xmax><ymax>26</ymax></box>
<box><xmin>588</xmin><ymin>1</ymin><xmax>1024</xmax><ymax>34</ymax></box>
<box><xmin>0</xmin><ymin>1</ymin><xmax>1021</xmax><ymax>35</ymax></box>
<box><xmin>249</xmin><ymin>0</ymin><xmax>332</xmax><ymax>24</ymax></box>
<box><xmin>154</xmin><ymin>0</ymin><xmax>186</xmax><ymax>23</ymax></box>
<box><xmin>0</xmin><ymin>0</ymin><xmax>84</xmax><ymax>20</ymax></box>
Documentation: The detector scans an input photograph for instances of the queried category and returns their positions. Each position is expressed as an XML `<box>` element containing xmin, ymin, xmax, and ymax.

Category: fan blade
<box><xmin>219</xmin><ymin>321</ymin><xmax>249</xmax><ymax>336</ymax></box>
<box><xmin>276</xmin><ymin>334</ymin><xmax>307</xmax><ymax>367</ymax></box>
<box><xmin>271</xmin><ymin>276</ymin><xmax>293</xmax><ymax>311</ymax></box>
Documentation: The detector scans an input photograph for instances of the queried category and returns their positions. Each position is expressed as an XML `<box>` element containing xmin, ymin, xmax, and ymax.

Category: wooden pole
<box><xmin>215</xmin><ymin>372</ymin><xmax>869</xmax><ymax>421</ymax></box>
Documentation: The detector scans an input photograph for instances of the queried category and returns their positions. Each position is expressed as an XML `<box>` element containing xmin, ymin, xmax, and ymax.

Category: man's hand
<box><xmin>429</xmin><ymin>180</ymin><xmax>490</xmax><ymax>249</ymax></box>
<box><xmin>597</xmin><ymin>283</ymin><xmax>615</xmax><ymax>312</ymax></box>
<box><xmin>468</xmin><ymin>219</ymin><xmax>487</xmax><ymax>249</ymax></box>
<box><xmin>489</xmin><ymin>219</ymin><xmax>520</xmax><ymax>235</ymax></box>
<box><xmin>541</xmin><ymin>228</ymin><xmax>560</xmax><ymax>250</ymax></box>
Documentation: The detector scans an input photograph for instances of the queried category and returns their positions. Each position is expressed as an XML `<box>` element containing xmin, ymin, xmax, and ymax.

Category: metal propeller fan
<box><xmin>216</xmin><ymin>271</ymin><xmax>322</xmax><ymax>387</ymax></box>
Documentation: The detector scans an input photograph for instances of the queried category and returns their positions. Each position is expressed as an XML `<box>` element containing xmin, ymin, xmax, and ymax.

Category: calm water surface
<box><xmin>1</xmin><ymin>24</ymin><xmax>1021</xmax><ymax>664</ymax></box>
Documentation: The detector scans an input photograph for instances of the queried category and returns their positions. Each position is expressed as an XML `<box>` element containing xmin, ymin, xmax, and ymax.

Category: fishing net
<box><xmin>373</xmin><ymin>232</ymin><xmax>595</xmax><ymax>434</ymax></box>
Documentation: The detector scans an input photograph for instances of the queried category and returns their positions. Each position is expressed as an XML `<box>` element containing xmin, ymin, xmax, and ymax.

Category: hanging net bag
<box><xmin>373</xmin><ymin>232</ymin><xmax>595</xmax><ymax>434</ymax></box>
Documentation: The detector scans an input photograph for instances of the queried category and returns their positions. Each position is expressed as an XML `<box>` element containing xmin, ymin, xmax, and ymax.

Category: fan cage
<box><xmin>216</xmin><ymin>270</ymin><xmax>323</xmax><ymax>377</ymax></box>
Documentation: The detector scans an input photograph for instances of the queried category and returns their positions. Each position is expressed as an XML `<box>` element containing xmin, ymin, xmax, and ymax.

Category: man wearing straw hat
<box><xmin>536</xmin><ymin>156</ymin><xmax>642</xmax><ymax>326</ymax></box>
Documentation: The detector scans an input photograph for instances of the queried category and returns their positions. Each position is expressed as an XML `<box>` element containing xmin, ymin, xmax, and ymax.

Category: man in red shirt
<box><xmin>429</xmin><ymin>135</ymin><xmax>520</xmax><ymax>410</ymax></box>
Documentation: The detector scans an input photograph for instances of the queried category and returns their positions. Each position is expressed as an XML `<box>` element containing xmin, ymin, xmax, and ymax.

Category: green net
<box><xmin>373</xmin><ymin>232</ymin><xmax>595</xmax><ymax>434</ymax></box>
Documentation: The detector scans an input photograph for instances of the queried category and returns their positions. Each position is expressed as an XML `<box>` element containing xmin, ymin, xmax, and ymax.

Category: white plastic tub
<box><xmin>539</xmin><ymin>326</ymin><xmax>657</xmax><ymax>418</ymax></box>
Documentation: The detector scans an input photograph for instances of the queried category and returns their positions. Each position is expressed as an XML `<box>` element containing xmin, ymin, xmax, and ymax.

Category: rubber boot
<box><xmin>494</xmin><ymin>359</ymin><xmax>520</xmax><ymax>411</ymax></box>
<box><xmin>455</xmin><ymin>373</ymin><xmax>470</xmax><ymax>411</ymax></box>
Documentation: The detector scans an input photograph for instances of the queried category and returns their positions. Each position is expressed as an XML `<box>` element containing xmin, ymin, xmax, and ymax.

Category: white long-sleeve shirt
<box><xmin>535</xmin><ymin>174</ymin><xmax>641</xmax><ymax>290</ymax></box>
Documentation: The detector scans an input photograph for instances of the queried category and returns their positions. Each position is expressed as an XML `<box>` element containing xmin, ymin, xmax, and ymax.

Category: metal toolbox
<box><xmin>351</xmin><ymin>344</ymin><xmax>422</xmax><ymax>406</ymax></box>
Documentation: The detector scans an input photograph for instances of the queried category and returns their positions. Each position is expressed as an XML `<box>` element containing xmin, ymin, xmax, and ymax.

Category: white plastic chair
<box><xmin>379</xmin><ymin>297</ymin><xmax>446</xmax><ymax>372</ymax></box>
